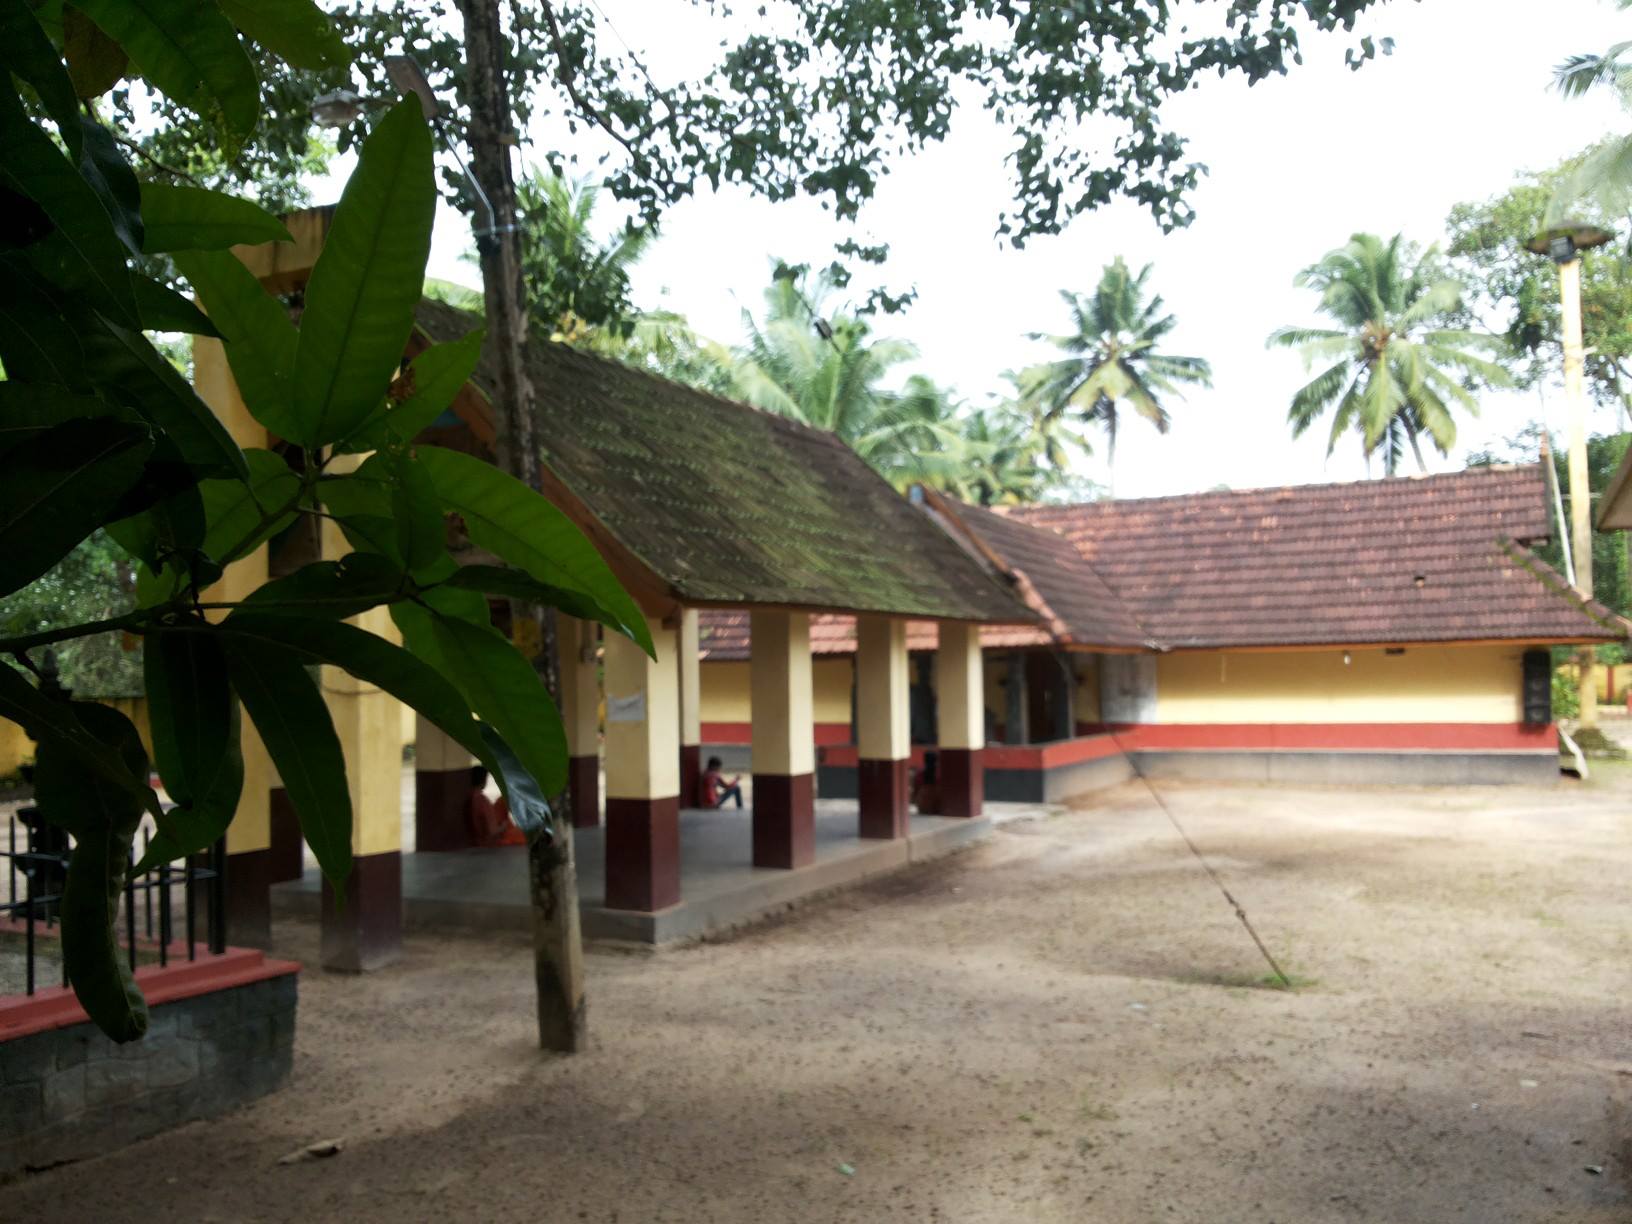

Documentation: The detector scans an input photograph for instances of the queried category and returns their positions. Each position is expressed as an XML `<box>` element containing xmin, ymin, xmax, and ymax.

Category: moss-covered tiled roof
<box><xmin>414</xmin><ymin>300</ymin><xmax>1033</xmax><ymax>622</ymax></box>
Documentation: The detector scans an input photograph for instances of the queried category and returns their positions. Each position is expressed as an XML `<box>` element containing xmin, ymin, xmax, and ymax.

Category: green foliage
<box><xmin>0</xmin><ymin>3</ymin><xmax>650</xmax><ymax>1040</ymax></box>
<box><xmin>1552</xmin><ymin>665</ymin><xmax>1580</xmax><ymax>721</ymax></box>
<box><xmin>1269</xmin><ymin>233</ymin><xmax>1510</xmax><ymax>475</ymax></box>
<box><xmin>1446</xmin><ymin>152</ymin><xmax>1632</xmax><ymax>413</ymax></box>
<box><xmin>1551</xmin><ymin>16</ymin><xmax>1632</xmax><ymax>222</ymax></box>
<box><xmin>121</xmin><ymin>2</ymin><xmax>1395</xmax><ymax>291</ymax></box>
<box><xmin>1018</xmin><ymin>258</ymin><xmax>1211</xmax><ymax>486</ymax></box>
<box><xmin>515</xmin><ymin>171</ymin><xmax>652</xmax><ymax>342</ymax></box>
<box><xmin>1467</xmin><ymin>427</ymin><xmax>1632</xmax><ymax>620</ymax></box>
<box><xmin>0</xmin><ymin>533</ymin><xmax>143</xmax><ymax>700</ymax></box>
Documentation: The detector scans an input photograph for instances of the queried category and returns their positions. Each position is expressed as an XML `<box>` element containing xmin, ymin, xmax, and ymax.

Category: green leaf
<box><xmin>172</xmin><ymin>248</ymin><xmax>298</xmax><ymax>437</ymax></box>
<box><xmin>0</xmin><ymin>2</ymin><xmax>83</xmax><ymax>155</ymax></box>
<box><xmin>0</xmin><ymin>382</ymin><xmax>122</xmax><ymax>460</ymax></box>
<box><xmin>198</xmin><ymin>447</ymin><xmax>301</xmax><ymax>565</ymax></box>
<box><xmin>391</xmin><ymin>454</ymin><xmax>447</xmax><ymax>573</ymax></box>
<box><xmin>217</xmin><ymin>0</ymin><xmax>350</xmax><ymax>70</ymax></box>
<box><xmin>337</xmin><ymin>328</ymin><xmax>486</xmax><ymax>452</ymax></box>
<box><xmin>215</xmin><ymin>612</ymin><xmax>488</xmax><ymax>764</ymax></box>
<box><xmin>427</xmin><ymin>612</ymin><xmax>567</xmax><ymax>795</ymax></box>
<box><xmin>139</xmin><ymin>629</ymin><xmax>244</xmax><ymax>867</ymax></box>
<box><xmin>240</xmin><ymin>552</ymin><xmax>405</xmax><ymax>619</ymax></box>
<box><xmin>223</xmin><ymin>635</ymin><xmax>353</xmax><ymax>894</ymax></box>
<box><xmin>105</xmin><ymin>480</ymin><xmax>208</xmax><ymax>571</ymax></box>
<box><xmin>62</xmin><ymin>5</ymin><xmax>127</xmax><ymax>99</ymax></box>
<box><xmin>76</xmin><ymin>118</ymin><xmax>142</xmax><ymax>254</ymax></box>
<box><xmin>140</xmin><ymin>183</ymin><xmax>293</xmax><ymax>254</ymax></box>
<box><xmin>134</xmin><ymin>275</ymin><xmax>220</xmax><ymax>336</ymax></box>
<box><xmin>0</xmin><ymin>82</ymin><xmax>136</xmax><ymax>326</ymax></box>
<box><xmin>73</xmin><ymin>0</ymin><xmax>259</xmax><ymax>150</ymax></box>
<box><xmin>442</xmin><ymin>564</ymin><xmax>633</xmax><ymax>631</ymax></box>
<box><xmin>0</xmin><ymin>417</ymin><xmax>152</xmax><ymax>597</ymax></box>
<box><xmin>0</xmin><ymin>669</ymin><xmax>162</xmax><ymax>820</ymax></box>
<box><xmin>35</xmin><ymin>702</ymin><xmax>150</xmax><ymax>1042</ymax></box>
<box><xmin>478</xmin><ymin>725</ymin><xmax>551</xmax><ymax>843</ymax></box>
<box><xmin>92</xmin><ymin>314</ymin><xmax>248</xmax><ymax>479</ymax></box>
<box><xmin>415</xmin><ymin>446</ymin><xmax>654</xmax><ymax>656</ymax></box>
<box><xmin>290</xmin><ymin>98</ymin><xmax>435</xmax><ymax>447</ymax></box>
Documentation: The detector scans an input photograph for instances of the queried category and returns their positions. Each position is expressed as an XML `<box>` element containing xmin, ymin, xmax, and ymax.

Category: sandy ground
<box><xmin>11</xmin><ymin>769</ymin><xmax>1632</xmax><ymax>1223</ymax></box>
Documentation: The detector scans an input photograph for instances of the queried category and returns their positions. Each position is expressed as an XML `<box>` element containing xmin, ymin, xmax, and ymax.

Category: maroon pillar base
<box><xmin>605</xmin><ymin>797</ymin><xmax>681</xmax><ymax>911</ymax></box>
<box><xmin>941</xmin><ymin>748</ymin><xmax>984</xmax><ymax>819</ymax></box>
<box><xmin>416</xmin><ymin>768</ymin><xmax>476</xmax><ymax>851</ymax></box>
<box><xmin>224</xmin><ymin>848</ymin><xmax>272</xmax><ymax>950</ymax></box>
<box><xmin>569</xmin><ymin>754</ymin><xmax>600</xmax><ymax>828</ymax></box>
<box><xmin>268</xmin><ymin>787</ymin><xmax>304</xmax><ymax>884</ymax></box>
<box><xmin>321</xmin><ymin>850</ymin><xmax>402</xmax><ymax>973</ymax></box>
<box><xmin>679</xmin><ymin>744</ymin><xmax>702</xmax><ymax>809</ymax></box>
<box><xmin>752</xmin><ymin>772</ymin><xmax>816</xmax><ymax>868</ymax></box>
<box><xmin>858</xmin><ymin>757</ymin><xmax>909</xmax><ymax>839</ymax></box>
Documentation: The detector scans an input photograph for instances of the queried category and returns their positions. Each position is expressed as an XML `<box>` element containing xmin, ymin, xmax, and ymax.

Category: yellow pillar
<box><xmin>936</xmin><ymin>621</ymin><xmax>985</xmax><ymax>818</ymax></box>
<box><xmin>856</xmin><ymin>615</ymin><xmax>910</xmax><ymax>838</ymax></box>
<box><xmin>677</xmin><ymin>608</ymin><xmax>702</xmax><ymax>807</ymax></box>
<box><xmin>193</xmin><ymin>334</ymin><xmax>279</xmax><ymax>948</ymax></box>
<box><xmin>317</xmin><ymin>476</ymin><xmax>405</xmax><ymax>972</ymax></box>
<box><xmin>1560</xmin><ymin>256</ymin><xmax>1599</xmax><ymax>731</ymax></box>
<box><xmin>750</xmin><ymin>610</ymin><xmax>815</xmax><ymax>868</ymax></box>
<box><xmin>603</xmin><ymin>615</ymin><xmax>680</xmax><ymax>911</ymax></box>
<box><xmin>560</xmin><ymin>616</ymin><xmax>601</xmax><ymax>828</ymax></box>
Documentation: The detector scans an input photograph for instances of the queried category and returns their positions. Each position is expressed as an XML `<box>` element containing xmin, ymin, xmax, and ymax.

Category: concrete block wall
<box><xmin>0</xmin><ymin>974</ymin><xmax>295</xmax><ymax>1177</ymax></box>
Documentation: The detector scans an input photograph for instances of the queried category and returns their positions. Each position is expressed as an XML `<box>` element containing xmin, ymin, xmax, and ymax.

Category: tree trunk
<box><xmin>457</xmin><ymin>0</ymin><xmax>585</xmax><ymax>1053</ymax></box>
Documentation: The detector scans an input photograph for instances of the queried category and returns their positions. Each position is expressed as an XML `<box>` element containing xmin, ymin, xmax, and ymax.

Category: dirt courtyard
<box><xmin>12</xmin><ymin>772</ymin><xmax>1632</xmax><ymax>1222</ymax></box>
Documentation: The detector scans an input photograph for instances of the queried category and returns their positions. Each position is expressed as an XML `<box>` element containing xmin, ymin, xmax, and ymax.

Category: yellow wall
<box><xmin>0</xmin><ymin>718</ymin><xmax>32</xmax><ymax>778</ymax></box>
<box><xmin>1154</xmin><ymin>645</ymin><xmax>1526</xmax><ymax>724</ymax></box>
<box><xmin>700</xmin><ymin>658</ymin><xmax>852</xmax><ymax>725</ymax></box>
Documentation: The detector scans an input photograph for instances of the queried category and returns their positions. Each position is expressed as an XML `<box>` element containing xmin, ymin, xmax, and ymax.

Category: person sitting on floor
<box><xmin>700</xmin><ymin>756</ymin><xmax>744</xmax><ymax>809</ymax></box>
<box><xmin>911</xmin><ymin>750</ymin><xmax>941</xmax><ymax>815</ymax></box>
<box><xmin>466</xmin><ymin>765</ymin><xmax>527</xmax><ymax>847</ymax></box>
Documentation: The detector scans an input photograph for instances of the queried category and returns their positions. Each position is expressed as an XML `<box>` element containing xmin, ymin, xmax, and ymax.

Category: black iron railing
<box><xmin>2</xmin><ymin>808</ymin><xmax>226</xmax><ymax>999</ymax></box>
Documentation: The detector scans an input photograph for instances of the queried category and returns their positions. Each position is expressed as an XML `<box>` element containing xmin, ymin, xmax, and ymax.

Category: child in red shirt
<box><xmin>700</xmin><ymin>756</ymin><xmax>744</xmax><ymax>809</ymax></box>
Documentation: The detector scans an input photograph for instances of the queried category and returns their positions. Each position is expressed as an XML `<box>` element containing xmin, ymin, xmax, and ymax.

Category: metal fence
<box><xmin>2</xmin><ymin>807</ymin><xmax>227</xmax><ymax>999</ymax></box>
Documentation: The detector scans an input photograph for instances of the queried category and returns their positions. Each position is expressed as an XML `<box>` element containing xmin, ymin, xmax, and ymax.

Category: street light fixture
<box><xmin>1528</xmin><ymin>218</ymin><xmax>1615</xmax><ymax>732</ymax></box>
<box><xmin>307</xmin><ymin>56</ymin><xmax>509</xmax><ymax>249</ymax></box>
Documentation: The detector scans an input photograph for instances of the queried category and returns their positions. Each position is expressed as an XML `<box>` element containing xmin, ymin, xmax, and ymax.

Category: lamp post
<box><xmin>1527</xmin><ymin>222</ymin><xmax>1614</xmax><ymax>731</ymax></box>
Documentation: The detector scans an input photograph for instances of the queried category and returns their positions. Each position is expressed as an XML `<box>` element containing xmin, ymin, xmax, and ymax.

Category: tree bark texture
<box><xmin>457</xmin><ymin>0</ymin><xmax>585</xmax><ymax>1053</ymax></box>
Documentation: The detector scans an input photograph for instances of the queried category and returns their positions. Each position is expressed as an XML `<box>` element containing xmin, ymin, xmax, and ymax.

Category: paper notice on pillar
<box><xmin>607</xmin><ymin>692</ymin><xmax>647</xmax><ymax>723</ymax></box>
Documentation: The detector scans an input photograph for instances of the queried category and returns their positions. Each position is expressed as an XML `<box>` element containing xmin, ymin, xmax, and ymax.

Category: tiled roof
<box><xmin>413</xmin><ymin>299</ymin><xmax>1033</xmax><ymax>623</ymax></box>
<box><xmin>925</xmin><ymin>496</ymin><xmax>1153</xmax><ymax>650</ymax></box>
<box><xmin>1006</xmin><ymin>466</ymin><xmax>1627</xmax><ymax>649</ymax></box>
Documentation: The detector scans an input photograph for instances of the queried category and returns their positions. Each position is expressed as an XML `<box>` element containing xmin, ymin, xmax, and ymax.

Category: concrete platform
<box><xmin>273</xmin><ymin>800</ymin><xmax>1006</xmax><ymax>945</ymax></box>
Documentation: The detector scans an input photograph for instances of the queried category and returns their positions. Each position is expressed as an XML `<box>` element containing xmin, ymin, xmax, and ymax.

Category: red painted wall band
<box><xmin>702</xmin><ymin>721</ymin><xmax>851</xmax><ymax>746</ymax></box>
<box><xmin>819</xmin><ymin>723</ymin><xmax>1557</xmax><ymax>769</ymax></box>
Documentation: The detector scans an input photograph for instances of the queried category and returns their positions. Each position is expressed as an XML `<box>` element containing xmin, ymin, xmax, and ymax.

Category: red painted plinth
<box><xmin>605</xmin><ymin>796</ymin><xmax>681</xmax><ymax>911</ymax></box>
<box><xmin>569</xmin><ymin>755</ymin><xmax>600</xmax><ymax>828</ymax></box>
<box><xmin>858</xmin><ymin>758</ymin><xmax>909</xmax><ymax>839</ymax></box>
<box><xmin>416</xmin><ymin>768</ymin><xmax>476</xmax><ymax>851</ymax></box>
<box><xmin>679</xmin><ymin>744</ymin><xmax>702</xmax><ymax>809</ymax></box>
<box><xmin>940</xmin><ymin>748</ymin><xmax>984</xmax><ymax>819</ymax></box>
<box><xmin>751</xmin><ymin>773</ymin><xmax>815</xmax><ymax>868</ymax></box>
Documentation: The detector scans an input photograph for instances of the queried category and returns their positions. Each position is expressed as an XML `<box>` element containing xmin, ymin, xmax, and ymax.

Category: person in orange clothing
<box><xmin>465</xmin><ymin>766</ymin><xmax>527</xmax><ymax>847</ymax></box>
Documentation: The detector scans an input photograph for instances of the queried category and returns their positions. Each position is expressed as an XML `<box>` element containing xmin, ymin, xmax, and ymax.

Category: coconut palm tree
<box><xmin>1552</xmin><ymin>15</ymin><xmax>1632</xmax><ymax>221</ymax></box>
<box><xmin>1018</xmin><ymin>257</ymin><xmax>1211</xmax><ymax>491</ymax></box>
<box><xmin>1268</xmin><ymin>233</ymin><xmax>1510</xmax><ymax>475</ymax></box>
<box><xmin>514</xmin><ymin>170</ymin><xmax>655</xmax><ymax>342</ymax></box>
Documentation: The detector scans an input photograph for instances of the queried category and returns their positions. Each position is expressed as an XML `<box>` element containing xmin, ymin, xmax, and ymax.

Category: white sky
<box><xmin>399</xmin><ymin>0</ymin><xmax>1632</xmax><ymax>499</ymax></box>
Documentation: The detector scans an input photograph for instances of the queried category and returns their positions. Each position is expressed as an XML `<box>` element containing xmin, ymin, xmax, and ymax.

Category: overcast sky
<box><xmin>409</xmin><ymin>0</ymin><xmax>1632</xmax><ymax>500</ymax></box>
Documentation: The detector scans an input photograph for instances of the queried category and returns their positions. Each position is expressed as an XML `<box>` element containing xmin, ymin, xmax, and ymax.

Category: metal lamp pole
<box><xmin>1529</xmin><ymin>223</ymin><xmax>1613</xmax><ymax>731</ymax></box>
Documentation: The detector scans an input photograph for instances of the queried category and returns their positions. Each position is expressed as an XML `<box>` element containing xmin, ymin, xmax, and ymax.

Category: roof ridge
<box><xmin>1007</xmin><ymin>463</ymin><xmax>1543</xmax><ymax>517</ymax></box>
